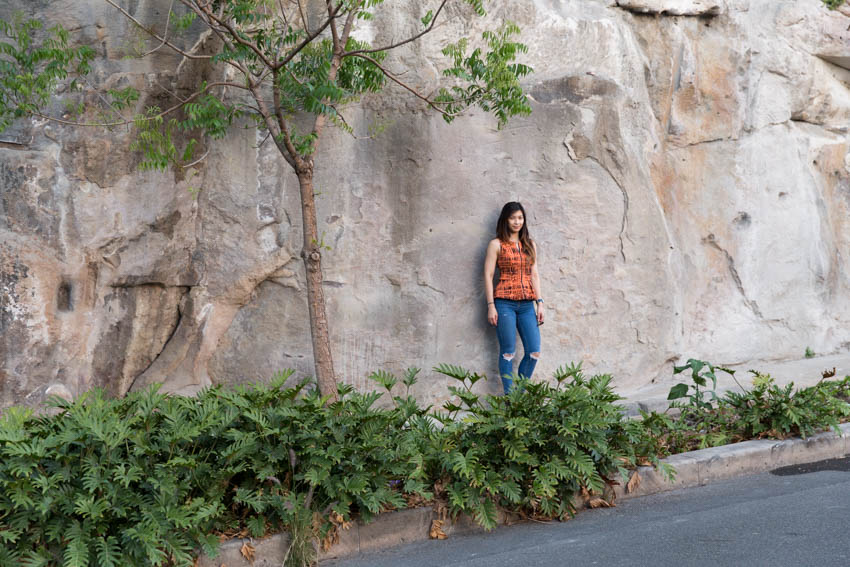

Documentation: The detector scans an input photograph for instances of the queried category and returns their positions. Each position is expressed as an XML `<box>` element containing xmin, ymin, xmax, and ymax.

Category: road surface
<box><xmin>327</xmin><ymin>457</ymin><xmax>850</xmax><ymax>567</ymax></box>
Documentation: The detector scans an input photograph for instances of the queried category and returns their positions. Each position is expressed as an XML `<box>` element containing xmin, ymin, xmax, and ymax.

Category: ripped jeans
<box><xmin>494</xmin><ymin>298</ymin><xmax>541</xmax><ymax>394</ymax></box>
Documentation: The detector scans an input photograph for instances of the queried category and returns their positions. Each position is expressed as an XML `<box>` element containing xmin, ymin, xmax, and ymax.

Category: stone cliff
<box><xmin>1</xmin><ymin>0</ymin><xmax>849</xmax><ymax>409</ymax></box>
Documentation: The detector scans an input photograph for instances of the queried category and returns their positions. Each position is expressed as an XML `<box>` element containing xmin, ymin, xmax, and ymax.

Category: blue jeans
<box><xmin>494</xmin><ymin>299</ymin><xmax>541</xmax><ymax>394</ymax></box>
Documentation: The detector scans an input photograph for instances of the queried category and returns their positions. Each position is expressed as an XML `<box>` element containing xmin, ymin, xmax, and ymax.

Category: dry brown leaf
<box><xmin>636</xmin><ymin>457</ymin><xmax>652</xmax><ymax>467</ymax></box>
<box><xmin>429</xmin><ymin>519</ymin><xmax>448</xmax><ymax>540</ymax></box>
<box><xmin>405</xmin><ymin>493</ymin><xmax>429</xmax><ymax>508</ymax></box>
<box><xmin>603</xmin><ymin>483</ymin><xmax>617</xmax><ymax>505</ymax></box>
<box><xmin>321</xmin><ymin>528</ymin><xmax>339</xmax><ymax>552</ymax></box>
<box><xmin>626</xmin><ymin>470</ymin><xmax>641</xmax><ymax>494</ymax></box>
<box><xmin>432</xmin><ymin>500</ymin><xmax>448</xmax><ymax>522</ymax></box>
<box><xmin>240</xmin><ymin>541</ymin><xmax>255</xmax><ymax>562</ymax></box>
<box><xmin>329</xmin><ymin>511</ymin><xmax>350</xmax><ymax>529</ymax></box>
<box><xmin>587</xmin><ymin>497</ymin><xmax>612</xmax><ymax>509</ymax></box>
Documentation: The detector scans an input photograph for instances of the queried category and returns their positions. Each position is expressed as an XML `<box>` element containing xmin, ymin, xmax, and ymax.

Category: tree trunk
<box><xmin>296</xmin><ymin>168</ymin><xmax>339</xmax><ymax>401</ymax></box>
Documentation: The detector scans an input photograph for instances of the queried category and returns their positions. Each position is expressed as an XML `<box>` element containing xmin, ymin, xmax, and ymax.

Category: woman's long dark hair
<box><xmin>496</xmin><ymin>201</ymin><xmax>536</xmax><ymax>265</ymax></box>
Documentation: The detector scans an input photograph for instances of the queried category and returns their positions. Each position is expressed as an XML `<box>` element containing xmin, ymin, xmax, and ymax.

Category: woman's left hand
<box><xmin>537</xmin><ymin>305</ymin><xmax>544</xmax><ymax>325</ymax></box>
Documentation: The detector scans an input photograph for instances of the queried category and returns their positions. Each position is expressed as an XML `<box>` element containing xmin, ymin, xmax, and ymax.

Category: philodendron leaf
<box><xmin>668</xmin><ymin>383</ymin><xmax>689</xmax><ymax>400</ymax></box>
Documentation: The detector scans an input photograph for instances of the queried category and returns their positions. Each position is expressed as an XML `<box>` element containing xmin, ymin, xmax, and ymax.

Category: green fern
<box><xmin>0</xmin><ymin>361</ymin><xmax>677</xmax><ymax>563</ymax></box>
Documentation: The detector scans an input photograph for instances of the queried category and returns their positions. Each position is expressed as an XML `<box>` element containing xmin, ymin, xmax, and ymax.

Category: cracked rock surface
<box><xmin>1</xmin><ymin>0</ymin><xmax>849</xmax><ymax>409</ymax></box>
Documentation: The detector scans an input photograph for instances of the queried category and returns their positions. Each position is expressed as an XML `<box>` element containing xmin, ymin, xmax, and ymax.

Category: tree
<box><xmin>0</xmin><ymin>1</ymin><xmax>532</xmax><ymax>400</ymax></box>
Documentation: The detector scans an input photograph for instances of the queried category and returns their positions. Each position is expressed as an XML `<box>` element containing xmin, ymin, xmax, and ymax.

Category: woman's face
<box><xmin>507</xmin><ymin>210</ymin><xmax>524</xmax><ymax>234</ymax></box>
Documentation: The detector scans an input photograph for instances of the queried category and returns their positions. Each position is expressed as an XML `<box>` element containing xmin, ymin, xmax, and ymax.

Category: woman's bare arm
<box><xmin>531</xmin><ymin>241</ymin><xmax>544</xmax><ymax>323</ymax></box>
<box><xmin>484</xmin><ymin>239</ymin><xmax>500</xmax><ymax>325</ymax></box>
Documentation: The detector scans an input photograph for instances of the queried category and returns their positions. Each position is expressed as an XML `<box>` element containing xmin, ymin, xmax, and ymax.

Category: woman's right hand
<box><xmin>488</xmin><ymin>305</ymin><xmax>498</xmax><ymax>326</ymax></box>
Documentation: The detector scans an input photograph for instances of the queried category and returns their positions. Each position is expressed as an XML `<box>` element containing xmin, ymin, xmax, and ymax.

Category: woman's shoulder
<box><xmin>488</xmin><ymin>238</ymin><xmax>502</xmax><ymax>249</ymax></box>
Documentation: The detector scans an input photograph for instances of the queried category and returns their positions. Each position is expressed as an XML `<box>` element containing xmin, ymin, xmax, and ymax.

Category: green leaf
<box><xmin>402</xmin><ymin>367</ymin><xmax>420</xmax><ymax>388</ymax></box>
<box><xmin>247</xmin><ymin>515</ymin><xmax>267</xmax><ymax>538</ymax></box>
<box><xmin>668</xmin><ymin>383</ymin><xmax>689</xmax><ymax>400</ymax></box>
<box><xmin>474</xmin><ymin>497</ymin><xmax>498</xmax><ymax>530</ymax></box>
<box><xmin>499</xmin><ymin>479</ymin><xmax>522</xmax><ymax>504</ymax></box>
<box><xmin>433</xmin><ymin>364</ymin><xmax>470</xmax><ymax>382</ymax></box>
<box><xmin>19</xmin><ymin>551</ymin><xmax>49</xmax><ymax>567</ymax></box>
<box><xmin>368</xmin><ymin>370</ymin><xmax>398</xmax><ymax>392</ymax></box>
<box><xmin>94</xmin><ymin>536</ymin><xmax>120</xmax><ymax>567</ymax></box>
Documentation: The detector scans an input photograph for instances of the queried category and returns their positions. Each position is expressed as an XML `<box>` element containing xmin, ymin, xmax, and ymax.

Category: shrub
<box><xmin>649</xmin><ymin>358</ymin><xmax>850</xmax><ymax>454</ymax></box>
<box><xmin>422</xmin><ymin>363</ymin><xmax>670</xmax><ymax>528</ymax></box>
<box><xmin>662</xmin><ymin>359</ymin><xmax>737</xmax><ymax>451</ymax></box>
<box><xmin>0</xmin><ymin>371</ymin><xmax>430</xmax><ymax>566</ymax></box>
<box><xmin>0</xmin><ymin>387</ymin><xmax>225</xmax><ymax>566</ymax></box>
<box><xmin>0</xmin><ymin>363</ymin><xmax>669</xmax><ymax>566</ymax></box>
<box><xmin>723</xmin><ymin>373</ymin><xmax>850</xmax><ymax>439</ymax></box>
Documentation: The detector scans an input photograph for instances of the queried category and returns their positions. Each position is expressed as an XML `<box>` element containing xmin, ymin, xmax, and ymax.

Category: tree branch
<box><xmin>341</xmin><ymin>0</ymin><xmax>449</xmax><ymax>56</ymax></box>
<box><xmin>181</xmin><ymin>148</ymin><xmax>209</xmax><ymax>167</ymax></box>
<box><xmin>33</xmin><ymin>112</ymin><xmax>131</xmax><ymax>128</ymax></box>
<box><xmin>340</xmin><ymin>0</ymin><xmax>360</xmax><ymax>45</ymax></box>
<box><xmin>257</xmin><ymin>74</ymin><xmax>298</xmax><ymax>170</ymax></box>
<box><xmin>200</xmin><ymin>5</ymin><xmax>276</xmax><ymax>69</ymax></box>
<box><xmin>351</xmin><ymin>53</ymin><xmax>455</xmax><ymax>119</ymax></box>
<box><xmin>176</xmin><ymin>0</ymin><xmax>341</xmax><ymax>76</ymax></box>
<box><xmin>277</xmin><ymin>0</ymin><xmax>288</xmax><ymax>26</ymax></box>
<box><xmin>306</xmin><ymin>0</ymin><xmax>359</xmax><ymax>157</ymax></box>
<box><xmin>254</xmin><ymin>129</ymin><xmax>272</xmax><ymax>149</ymax></box>
<box><xmin>140</xmin><ymin>0</ymin><xmax>176</xmax><ymax>57</ymax></box>
<box><xmin>274</xmin><ymin>2</ymin><xmax>343</xmax><ymax>70</ymax></box>
<box><xmin>327</xmin><ymin>0</ymin><xmax>340</xmax><ymax>51</ymax></box>
<box><xmin>83</xmin><ymin>76</ymin><xmax>135</xmax><ymax>123</ymax></box>
<box><xmin>328</xmin><ymin>104</ymin><xmax>357</xmax><ymax>135</ymax></box>
<box><xmin>103</xmin><ymin>0</ymin><xmax>212</xmax><ymax>60</ymax></box>
<box><xmin>187</xmin><ymin>1</ymin><xmax>255</xmax><ymax>79</ymax></box>
<box><xmin>31</xmin><ymin>81</ymin><xmax>247</xmax><ymax>128</ymax></box>
<box><xmin>296</xmin><ymin>0</ymin><xmax>310</xmax><ymax>34</ymax></box>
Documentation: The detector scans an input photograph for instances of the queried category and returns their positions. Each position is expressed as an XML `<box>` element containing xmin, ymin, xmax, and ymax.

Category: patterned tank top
<box><xmin>494</xmin><ymin>239</ymin><xmax>536</xmax><ymax>301</ymax></box>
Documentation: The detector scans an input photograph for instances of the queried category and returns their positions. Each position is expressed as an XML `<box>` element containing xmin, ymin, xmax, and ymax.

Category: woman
<box><xmin>483</xmin><ymin>202</ymin><xmax>544</xmax><ymax>394</ymax></box>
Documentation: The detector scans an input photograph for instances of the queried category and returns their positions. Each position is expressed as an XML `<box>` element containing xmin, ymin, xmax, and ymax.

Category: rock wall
<box><xmin>2</xmin><ymin>0</ymin><xmax>849</xmax><ymax>409</ymax></box>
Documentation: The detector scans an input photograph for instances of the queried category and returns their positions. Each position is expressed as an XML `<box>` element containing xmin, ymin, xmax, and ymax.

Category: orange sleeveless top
<box><xmin>494</xmin><ymin>240</ymin><xmax>536</xmax><ymax>301</ymax></box>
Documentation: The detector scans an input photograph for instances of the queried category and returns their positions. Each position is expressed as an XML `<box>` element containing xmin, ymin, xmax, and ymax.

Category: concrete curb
<box><xmin>615</xmin><ymin>422</ymin><xmax>850</xmax><ymax>501</ymax></box>
<box><xmin>198</xmin><ymin>423</ymin><xmax>850</xmax><ymax>566</ymax></box>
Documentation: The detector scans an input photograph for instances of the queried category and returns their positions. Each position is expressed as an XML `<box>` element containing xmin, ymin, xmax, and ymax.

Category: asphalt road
<box><xmin>326</xmin><ymin>458</ymin><xmax>850</xmax><ymax>567</ymax></box>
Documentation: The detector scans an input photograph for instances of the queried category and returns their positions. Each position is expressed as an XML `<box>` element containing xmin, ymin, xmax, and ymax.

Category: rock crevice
<box><xmin>615</xmin><ymin>0</ymin><xmax>725</xmax><ymax>17</ymax></box>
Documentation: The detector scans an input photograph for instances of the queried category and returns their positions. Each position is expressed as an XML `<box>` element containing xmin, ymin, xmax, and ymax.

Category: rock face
<box><xmin>1</xmin><ymin>0</ymin><xmax>849</xmax><ymax>410</ymax></box>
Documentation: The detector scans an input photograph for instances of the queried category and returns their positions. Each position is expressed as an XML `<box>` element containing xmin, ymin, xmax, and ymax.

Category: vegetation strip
<box><xmin>199</xmin><ymin>423</ymin><xmax>850</xmax><ymax>566</ymax></box>
<box><xmin>2</xmin><ymin>361</ymin><xmax>849</xmax><ymax>566</ymax></box>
